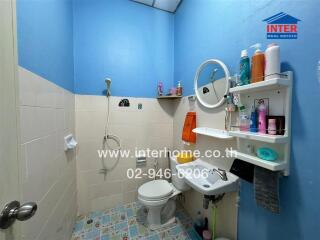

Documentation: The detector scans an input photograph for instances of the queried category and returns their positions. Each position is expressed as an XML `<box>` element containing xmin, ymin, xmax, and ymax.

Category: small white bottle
<box><xmin>265</xmin><ymin>43</ymin><xmax>280</xmax><ymax>80</ymax></box>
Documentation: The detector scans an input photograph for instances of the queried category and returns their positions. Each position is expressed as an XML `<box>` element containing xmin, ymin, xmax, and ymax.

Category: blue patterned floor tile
<box><xmin>71</xmin><ymin>201</ymin><xmax>195</xmax><ymax>240</ymax></box>
<box><xmin>129</xmin><ymin>225</ymin><xmax>139</xmax><ymax>238</ymax></box>
<box><xmin>115</xmin><ymin>221</ymin><xmax>128</xmax><ymax>232</ymax></box>
<box><xmin>85</xmin><ymin>228</ymin><xmax>100</xmax><ymax>239</ymax></box>
<box><xmin>146</xmin><ymin>234</ymin><xmax>160</xmax><ymax>240</ymax></box>
<box><xmin>74</xmin><ymin>220</ymin><xmax>85</xmax><ymax>233</ymax></box>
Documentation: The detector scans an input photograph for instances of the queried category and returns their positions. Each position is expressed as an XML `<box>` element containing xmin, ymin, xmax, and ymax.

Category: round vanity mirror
<box><xmin>194</xmin><ymin>59</ymin><xmax>230</xmax><ymax>109</ymax></box>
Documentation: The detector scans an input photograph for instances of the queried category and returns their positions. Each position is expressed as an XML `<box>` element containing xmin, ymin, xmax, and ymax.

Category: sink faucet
<box><xmin>212</xmin><ymin>168</ymin><xmax>228</xmax><ymax>181</ymax></box>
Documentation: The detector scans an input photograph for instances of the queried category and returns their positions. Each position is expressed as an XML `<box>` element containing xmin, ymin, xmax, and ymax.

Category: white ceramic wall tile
<box><xmin>35</xmin><ymin>180</ymin><xmax>77</xmax><ymax>240</ymax></box>
<box><xmin>20</xmin><ymin>144</ymin><xmax>28</xmax><ymax>184</ymax></box>
<box><xmin>55</xmin><ymin>87</ymin><xmax>65</xmax><ymax>109</ymax></box>
<box><xmin>36</xmin><ymin>77</ymin><xmax>57</xmax><ymax>108</ymax></box>
<box><xmin>18</xmin><ymin>67</ymin><xmax>38</xmax><ymax>106</ymax></box>
<box><xmin>18</xmin><ymin>67</ymin><xmax>77</xmax><ymax>240</ymax></box>
<box><xmin>91</xmin><ymin>194</ymin><xmax>123</xmax><ymax>212</ymax></box>
<box><xmin>37</xmin><ymin>107</ymin><xmax>56</xmax><ymax>137</ymax></box>
<box><xmin>88</xmin><ymin>181</ymin><xmax>123</xmax><ymax>200</ymax></box>
<box><xmin>20</xmin><ymin>106</ymin><xmax>38</xmax><ymax>143</ymax></box>
<box><xmin>123</xmin><ymin>191</ymin><xmax>138</xmax><ymax>204</ymax></box>
<box><xmin>75</xmin><ymin>95</ymin><xmax>174</xmax><ymax>214</ymax></box>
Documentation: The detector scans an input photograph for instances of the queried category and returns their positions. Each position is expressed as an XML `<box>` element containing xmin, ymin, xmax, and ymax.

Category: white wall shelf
<box><xmin>228</xmin><ymin>131</ymin><xmax>288</xmax><ymax>144</ymax></box>
<box><xmin>193</xmin><ymin>127</ymin><xmax>233</xmax><ymax>140</ymax></box>
<box><xmin>226</xmin><ymin>150</ymin><xmax>287</xmax><ymax>172</ymax></box>
<box><xmin>229</xmin><ymin>76</ymin><xmax>291</xmax><ymax>94</ymax></box>
<box><xmin>229</xmin><ymin>71</ymin><xmax>292</xmax><ymax>176</ymax></box>
<box><xmin>157</xmin><ymin>95</ymin><xmax>182</xmax><ymax>99</ymax></box>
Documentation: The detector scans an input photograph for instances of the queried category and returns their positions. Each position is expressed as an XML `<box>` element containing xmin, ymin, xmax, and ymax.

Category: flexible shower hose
<box><xmin>100</xmin><ymin>95</ymin><xmax>122</xmax><ymax>176</ymax></box>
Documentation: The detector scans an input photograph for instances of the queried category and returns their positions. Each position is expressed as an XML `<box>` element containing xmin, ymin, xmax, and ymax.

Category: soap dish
<box><xmin>64</xmin><ymin>134</ymin><xmax>77</xmax><ymax>151</ymax></box>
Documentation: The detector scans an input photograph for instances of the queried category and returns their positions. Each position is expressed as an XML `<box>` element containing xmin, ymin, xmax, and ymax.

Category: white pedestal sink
<box><xmin>175</xmin><ymin>159</ymin><xmax>239</xmax><ymax>196</ymax></box>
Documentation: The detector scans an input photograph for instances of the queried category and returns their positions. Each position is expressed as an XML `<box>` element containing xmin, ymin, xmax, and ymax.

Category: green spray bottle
<box><xmin>239</xmin><ymin>49</ymin><xmax>250</xmax><ymax>85</ymax></box>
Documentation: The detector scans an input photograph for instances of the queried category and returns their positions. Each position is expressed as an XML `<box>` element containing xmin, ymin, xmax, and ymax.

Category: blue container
<box><xmin>250</xmin><ymin>106</ymin><xmax>258</xmax><ymax>132</ymax></box>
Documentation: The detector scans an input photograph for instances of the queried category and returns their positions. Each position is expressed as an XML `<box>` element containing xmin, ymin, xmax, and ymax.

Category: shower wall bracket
<box><xmin>119</xmin><ymin>99</ymin><xmax>130</xmax><ymax>107</ymax></box>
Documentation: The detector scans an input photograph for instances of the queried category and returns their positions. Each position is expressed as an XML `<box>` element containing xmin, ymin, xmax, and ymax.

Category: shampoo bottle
<box><xmin>239</xmin><ymin>49</ymin><xmax>250</xmax><ymax>85</ymax></box>
<box><xmin>250</xmin><ymin>43</ymin><xmax>265</xmax><ymax>83</ymax></box>
<box><xmin>258</xmin><ymin>99</ymin><xmax>267</xmax><ymax>134</ymax></box>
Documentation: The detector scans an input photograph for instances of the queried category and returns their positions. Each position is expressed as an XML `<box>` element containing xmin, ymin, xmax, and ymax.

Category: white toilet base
<box><xmin>149</xmin><ymin>216</ymin><xmax>176</xmax><ymax>231</ymax></box>
<box><xmin>147</xmin><ymin>205</ymin><xmax>163</xmax><ymax>226</ymax></box>
<box><xmin>138</xmin><ymin>178</ymin><xmax>187</xmax><ymax>231</ymax></box>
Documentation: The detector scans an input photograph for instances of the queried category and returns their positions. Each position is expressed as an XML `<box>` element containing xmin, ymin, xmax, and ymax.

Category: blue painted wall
<box><xmin>73</xmin><ymin>0</ymin><xmax>174</xmax><ymax>97</ymax></box>
<box><xmin>174</xmin><ymin>0</ymin><xmax>320</xmax><ymax>239</ymax></box>
<box><xmin>15</xmin><ymin>0</ymin><xmax>320</xmax><ymax>237</ymax></box>
<box><xmin>16</xmin><ymin>0</ymin><xmax>74</xmax><ymax>92</ymax></box>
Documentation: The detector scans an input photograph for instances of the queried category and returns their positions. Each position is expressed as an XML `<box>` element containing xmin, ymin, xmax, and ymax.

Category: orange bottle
<box><xmin>250</xmin><ymin>44</ymin><xmax>265</xmax><ymax>83</ymax></box>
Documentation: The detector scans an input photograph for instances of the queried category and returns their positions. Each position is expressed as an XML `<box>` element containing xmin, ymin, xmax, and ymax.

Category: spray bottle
<box><xmin>250</xmin><ymin>43</ymin><xmax>265</xmax><ymax>83</ymax></box>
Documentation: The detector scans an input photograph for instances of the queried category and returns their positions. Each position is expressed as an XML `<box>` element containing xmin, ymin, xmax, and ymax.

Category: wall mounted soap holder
<box><xmin>64</xmin><ymin>134</ymin><xmax>77</xmax><ymax>151</ymax></box>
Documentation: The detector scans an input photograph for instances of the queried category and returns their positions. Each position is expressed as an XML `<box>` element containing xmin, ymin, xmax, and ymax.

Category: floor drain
<box><xmin>87</xmin><ymin>219</ymin><xmax>93</xmax><ymax>224</ymax></box>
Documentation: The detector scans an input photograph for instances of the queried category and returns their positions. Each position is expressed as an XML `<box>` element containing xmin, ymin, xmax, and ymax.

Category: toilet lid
<box><xmin>138</xmin><ymin>180</ymin><xmax>173</xmax><ymax>200</ymax></box>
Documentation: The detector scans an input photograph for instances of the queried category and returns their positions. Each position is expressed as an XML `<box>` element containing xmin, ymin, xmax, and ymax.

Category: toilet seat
<box><xmin>138</xmin><ymin>180</ymin><xmax>181</xmax><ymax>207</ymax></box>
<box><xmin>138</xmin><ymin>179</ymin><xmax>173</xmax><ymax>201</ymax></box>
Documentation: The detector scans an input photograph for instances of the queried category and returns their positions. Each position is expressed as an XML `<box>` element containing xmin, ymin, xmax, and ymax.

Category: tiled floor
<box><xmin>71</xmin><ymin>201</ymin><xmax>201</xmax><ymax>240</ymax></box>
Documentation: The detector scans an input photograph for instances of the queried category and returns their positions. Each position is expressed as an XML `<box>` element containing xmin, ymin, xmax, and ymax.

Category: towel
<box><xmin>182</xmin><ymin>112</ymin><xmax>196</xmax><ymax>144</ymax></box>
<box><xmin>254</xmin><ymin>166</ymin><xmax>280</xmax><ymax>214</ymax></box>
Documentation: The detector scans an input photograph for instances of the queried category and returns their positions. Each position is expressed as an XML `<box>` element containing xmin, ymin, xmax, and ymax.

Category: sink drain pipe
<box><xmin>212</xmin><ymin>204</ymin><xmax>217</xmax><ymax>240</ymax></box>
<box><xmin>203</xmin><ymin>194</ymin><xmax>224</xmax><ymax>209</ymax></box>
<box><xmin>203</xmin><ymin>194</ymin><xmax>225</xmax><ymax>240</ymax></box>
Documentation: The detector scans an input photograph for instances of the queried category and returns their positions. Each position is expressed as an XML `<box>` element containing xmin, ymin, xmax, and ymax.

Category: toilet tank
<box><xmin>170</xmin><ymin>156</ymin><xmax>190</xmax><ymax>191</ymax></box>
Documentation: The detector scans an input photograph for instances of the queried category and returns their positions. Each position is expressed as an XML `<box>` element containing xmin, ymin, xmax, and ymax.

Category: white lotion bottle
<box><xmin>265</xmin><ymin>43</ymin><xmax>280</xmax><ymax>80</ymax></box>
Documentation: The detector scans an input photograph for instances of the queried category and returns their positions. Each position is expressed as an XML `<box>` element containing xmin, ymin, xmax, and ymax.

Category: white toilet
<box><xmin>138</xmin><ymin>156</ymin><xmax>190</xmax><ymax>230</ymax></box>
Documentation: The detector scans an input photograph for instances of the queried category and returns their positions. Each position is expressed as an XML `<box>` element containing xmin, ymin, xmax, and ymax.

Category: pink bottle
<box><xmin>258</xmin><ymin>100</ymin><xmax>267</xmax><ymax>134</ymax></box>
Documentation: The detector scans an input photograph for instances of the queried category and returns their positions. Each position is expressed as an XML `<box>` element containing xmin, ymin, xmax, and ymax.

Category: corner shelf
<box><xmin>228</xmin><ymin>131</ymin><xmax>288</xmax><ymax>144</ymax></box>
<box><xmin>157</xmin><ymin>95</ymin><xmax>182</xmax><ymax>99</ymax></box>
<box><xmin>229</xmin><ymin>77</ymin><xmax>291</xmax><ymax>94</ymax></box>
<box><xmin>226</xmin><ymin>150</ymin><xmax>287</xmax><ymax>172</ymax></box>
<box><xmin>192</xmin><ymin>127</ymin><xmax>233</xmax><ymax>140</ymax></box>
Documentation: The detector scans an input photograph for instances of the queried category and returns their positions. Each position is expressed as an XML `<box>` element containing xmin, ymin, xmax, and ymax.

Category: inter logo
<box><xmin>263</xmin><ymin>12</ymin><xmax>301</xmax><ymax>39</ymax></box>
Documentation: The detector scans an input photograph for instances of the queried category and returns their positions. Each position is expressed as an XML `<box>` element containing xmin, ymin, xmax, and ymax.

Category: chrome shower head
<box><xmin>105</xmin><ymin>78</ymin><xmax>111</xmax><ymax>97</ymax></box>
